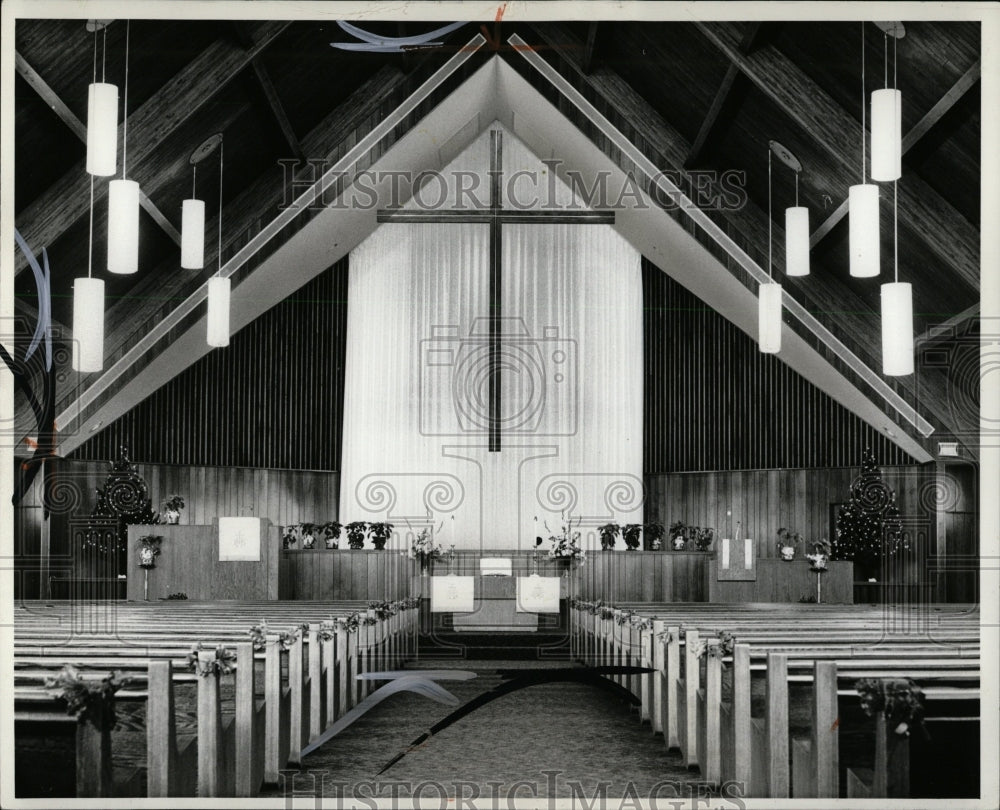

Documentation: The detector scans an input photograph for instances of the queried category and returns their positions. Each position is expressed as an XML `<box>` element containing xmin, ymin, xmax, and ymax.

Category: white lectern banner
<box><xmin>218</xmin><ymin>517</ymin><xmax>262</xmax><ymax>562</ymax></box>
<box><xmin>516</xmin><ymin>575</ymin><xmax>560</xmax><ymax>613</ymax></box>
<box><xmin>431</xmin><ymin>576</ymin><xmax>475</xmax><ymax>613</ymax></box>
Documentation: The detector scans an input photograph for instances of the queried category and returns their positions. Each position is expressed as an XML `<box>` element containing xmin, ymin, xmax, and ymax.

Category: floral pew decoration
<box><xmin>186</xmin><ymin>643</ymin><xmax>238</xmax><ymax>677</ymax></box>
<box><xmin>44</xmin><ymin>665</ymin><xmax>132</xmax><ymax>729</ymax></box>
<box><xmin>856</xmin><ymin>677</ymin><xmax>929</xmax><ymax>739</ymax></box>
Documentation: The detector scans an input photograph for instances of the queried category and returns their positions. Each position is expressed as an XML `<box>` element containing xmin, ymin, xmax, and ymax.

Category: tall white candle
<box><xmin>744</xmin><ymin>538</ymin><xmax>753</xmax><ymax>569</ymax></box>
<box><xmin>721</xmin><ymin>538</ymin><xmax>730</xmax><ymax>570</ymax></box>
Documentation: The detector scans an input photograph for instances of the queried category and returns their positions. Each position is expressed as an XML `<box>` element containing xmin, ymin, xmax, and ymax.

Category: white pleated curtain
<box><xmin>340</xmin><ymin>125</ymin><xmax>643</xmax><ymax>550</ymax></box>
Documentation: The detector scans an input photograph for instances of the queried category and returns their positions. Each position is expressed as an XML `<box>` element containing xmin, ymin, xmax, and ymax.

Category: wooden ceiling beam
<box><xmin>233</xmin><ymin>22</ymin><xmax>304</xmax><ymax>162</ymax></box>
<box><xmin>685</xmin><ymin>23</ymin><xmax>761</xmax><ymax>168</ymax></box>
<box><xmin>14</xmin><ymin>20</ymin><xmax>290</xmax><ymax>276</ymax></box>
<box><xmin>15</xmin><ymin>51</ymin><xmax>180</xmax><ymax>245</ymax></box>
<box><xmin>695</xmin><ymin>21</ymin><xmax>979</xmax><ymax>293</ymax></box>
<box><xmin>581</xmin><ymin>22</ymin><xmax>599</xmax><ymax>74</ymax></box>
<box><xmin>528</xmin><ymin>21</ymin><xmax>964</xmax><ymax>449</ymax></box>
<box><xmin>810</xmin><ymin>57</ymin><xmax>981</xmax><ymax>249</ymax></box>
<box><xmin>61</xmin><ymin>65</ymin><xmax>407</xmax><ymax>417</ymax></box>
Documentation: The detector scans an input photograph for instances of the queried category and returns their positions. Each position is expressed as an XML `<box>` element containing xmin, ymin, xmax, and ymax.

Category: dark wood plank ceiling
<box><xmin>10</xmin><ymin>14</ymin><xmax>982</xmax><ymax>457</ymax></box>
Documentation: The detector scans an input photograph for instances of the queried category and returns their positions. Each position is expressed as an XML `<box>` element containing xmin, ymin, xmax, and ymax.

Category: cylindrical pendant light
<box><xmin>758</xmin><ymin>282</ymin><xmax>783</xmax><ymax>354</ymax></box>
<box><xmin>759</xmin><ymin>144</ymin><xmax>782</xmax><ymax>354</ymax></box>
<box><xmin>881</xmin><ymin>282</ymin><xmax>913</xmax><ymax>375</ymax></box>
<box><xmin>72</xmin><ymin>277</ymin><xmax>105</xmax><ymax>372</ymax></box>
<box><xmin>870</xmin><ymin>88</ymin><xmax>901</xmax><ymax>181</ymax></box>
<box><xmin>108</xmin><ymin>21</ymin><xmax>139</xmax><ymax>275</ymax></box>
<box><xmin>107</xmin><ymin>178</ymin><xmax>139</xmax><ymax>273</ymax></box>
<box><xmin>207</xmin><ymin>277</ymin><xmax>230</xmax><ymax>347</ymax></box>
<box><xmin>785</xmin><ymin>202</ymin><xmax>810</xmax><ymax>276</ymax></box>
<box><xmin>200</xmin><ymin>132</ymin><xmax>230</xmax><ymax>348</ymax></box>
<box><xmin>181</xmin><ymin>198</ymin><xmax>205</xmax><ymax>269</ymax></box>
<box><xmin>850</xmin><ymin>24</ymin><xmax>880</xmax><ymax>278</ymax></box>
<box><xmin>86</xmin><ymin>82</ymin><xmax>118</xmax><ymax>176</ymax></box>
<box><xmin>881</xmin><ymin>178</ymin><xmax>913</xmax><ymax>375</ymax></box>
<box><xmin>849</xmin><ymin>183</ymin><xmax>880</xmax><ymax>277</ymax></box>
<box><xmin>870</xmin><ymin>24</ymin><xmax>904</xmax><ymax>182</ymax></box>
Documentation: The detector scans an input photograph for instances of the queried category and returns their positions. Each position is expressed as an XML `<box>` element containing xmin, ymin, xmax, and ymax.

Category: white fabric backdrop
<box><xmin>340</xmin><ymin>125</ymin><xmax>643</xmax><ymax>550</ymax></box>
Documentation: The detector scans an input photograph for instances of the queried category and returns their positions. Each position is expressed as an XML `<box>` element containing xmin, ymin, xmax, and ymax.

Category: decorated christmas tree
<box><xmin>832</xmin><ymin>448</ymin><xmax>905</xmax><ymax>573</ymax></box>
<box><xmin>84</xmin><ymin>448</ymin><xmax>159</xmax><ymax>555</ymax></box>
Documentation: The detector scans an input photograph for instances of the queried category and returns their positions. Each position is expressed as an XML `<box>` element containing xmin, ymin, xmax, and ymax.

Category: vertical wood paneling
<box><xmin>648</xmin><ymin>463</ymin><xmax>934</xmax><ymax>582</ymax></box>
<box><xmin>643</xmin><ymin>258</ymin><xmax>914</xmax><ymax>472</ymax></box>
<box><xmin>70</xmin><ymin>257</ymin><xmax>349</xmax><ymax>472</ymax></box>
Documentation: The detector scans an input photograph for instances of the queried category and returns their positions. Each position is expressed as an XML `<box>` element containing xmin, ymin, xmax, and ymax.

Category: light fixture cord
<box><xmin>192</xmin><ymin>164</ymin><xmax>197</xmax><ymax>198</ymax></box>
<box><xmin>767</xmin><ymin>145</ymin><xmax>773</xmax><ymax>280</ymax></box>
<box><xmin>217</xmin><ymin>138</ymin><xmax>224</xmax><ymax>275</ymax></box>
<box><xmin>893</xmin><ymin>179</ymin><xmax>898</xmax><ymax>282</ymax></box>
<box><xmin>795</xmin><ymin>170</ymin><xmax>799</xmax><ymax>207</ymax></box>
<box><xmin>88</xmin><ymin>174</ymin><xmax>94</xmax><ymax>279</ymax></box>
<box><xmin>102</xmin><ymin>25</ymin><xmax>107</xmax><ymax>81</ymax></box>
<box><xmin>883</xmin><ymin>31</ymin><xmax>888</xmax><ymax>89</ymax></box>
<box><xmin>861</xmin><ymin>22</ymin><xmax>866</xmax><ymax>183</ymax></box>
<box><xmin>92</xmin><ymin>27</ymin><xmax>97</xmax><ymax>83</ymax></box>
<box><xmin>122</xmin><ymin>20</ymin><xmax>130</xmax><ymax>179</ymax></box>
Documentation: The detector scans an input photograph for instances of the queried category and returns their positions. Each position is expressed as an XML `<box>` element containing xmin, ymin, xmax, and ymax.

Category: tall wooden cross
<box><xmin>377</xmin><ymin>130</ymin><xmax>614</xmax><ymax>451</ymax></box>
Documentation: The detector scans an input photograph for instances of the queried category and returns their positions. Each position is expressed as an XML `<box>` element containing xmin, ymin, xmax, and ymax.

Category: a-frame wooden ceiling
<box><xmin>8</xmin><ymin>14</ymin><xmax>983</xmax><ymax>461</ymax></box>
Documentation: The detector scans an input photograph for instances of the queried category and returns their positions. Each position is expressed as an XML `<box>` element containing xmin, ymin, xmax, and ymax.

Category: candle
<box><xmin>744</xmin><ymin>538</ymin><xmax>753</xmax><ymax>568</ymax></box>
<box><xmin>721</xmin><ymin>538</ymin><xmax>730</xmax><ymax>569</ymax></box>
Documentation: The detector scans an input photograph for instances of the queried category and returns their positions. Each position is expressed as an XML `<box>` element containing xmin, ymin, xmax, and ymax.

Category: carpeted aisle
<box><xmin>258</xmin><ymin>660</ymin><xmax>710</xmax><ymax>803</ymax></box>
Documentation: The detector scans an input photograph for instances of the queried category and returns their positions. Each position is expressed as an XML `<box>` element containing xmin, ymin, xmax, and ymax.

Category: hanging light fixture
<box><xmin>870</xmin><ymin>22</ymin><xmax>904</xmax><ymax>182</ymax></box>
<box><xmin>785</xmin><ymin>169</ymin><xmax>810</xmax><ymax>277</ymax></box>
<box><xmin>181</xmin><ymin>163</ymin><xmax>205</xmax><ymax>269</ymax></box>
<box><xmin>85</xmin><ymin>20</ymin><xmax>117</xmax><ymax>177</ymax></box>
<box><xmin>881</xmin><ymin>180</ymin><xmax>913</xmax><ymax>375</ymax></box>
<box><xmin>759</xmin><ymin>143</ymin><xmax>782</xmax><ymax>354</ymax></box>
<box><xmin>73</xmin><ymin>170</ymin><xmax>104</xmax><ymax>372</ymax></box>
<box><xmin>107</xmin><ymin>20</ymin><xmax>139</xmax><ymax>274</ymax></box>
<box><xmin>194</xmin><ymin>133</ymin><xmax>230</xmax><ymax>348</ymax></box>
<box><xmin>850</xmin><ymin>23</ymin><xmax>881</xmax><ymax>278</ymax></box>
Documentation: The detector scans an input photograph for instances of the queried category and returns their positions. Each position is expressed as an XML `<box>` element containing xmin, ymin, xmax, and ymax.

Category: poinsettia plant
<box><xmin>345</xmin><ymin>521</ymin><xmax>368</xmax><ymax>549</ymax></box>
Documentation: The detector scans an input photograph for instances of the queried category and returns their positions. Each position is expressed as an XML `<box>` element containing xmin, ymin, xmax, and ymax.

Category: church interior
<box><xmin>3</xmin><ymin>5</ymin><xmax>993</xmax><ymax>806</ymax></box>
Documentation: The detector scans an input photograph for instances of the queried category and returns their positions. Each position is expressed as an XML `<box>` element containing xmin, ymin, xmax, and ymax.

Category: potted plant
<box><xmin>345</xmin><ymin>521</ymin><xmax>368</xmax><ymax>550</ymax></box>
<box><xmin>776</xmin><ymin>527</ymin><xmax>802</xmax><ymax>560</ymax></box>
<box><xmin>301</xmin><ymin>522</ymin><xmax>316</xmax><ymax>549</ymax></box>
<box><xmin>368</xmin><ymin>522</ymin><xmax>394</xmax><ymax>550</ymax></box>
<box><xmin>322</xmin><ymin>521</ymin><xmax>342</xmax><ymax>549</ymax></box>
<box><xmin>644</xmin><ymin>522</ymin><xmax>665</xmax><ymax>550</ymax></box>
<box><xmin>692</xmin><ymin>526</ymin><xmax>715</xmax><ymax>551</ymax></box>
<box><xmin>621</xmin><ymin>523</ymin><xmax>642</xmax><ymax>551</ymax></box>
<box><xmin>282</xmin><ymin>525</ymin><xmax>298</xmax><ymax>549</ymax></box>
<box><xmin>162</xmin><ymin>495</ymin><xmax>185</xmax><ymax>525</ymax></box>
<box><xmin>669</xmin><ymin>520</ymin><xmax>687</xmax><ymax>550</ymax></box>
<box><xmin>597</xmin><ymin>523</ymin><xmax>620</xmax><ymax>550</ymax></box>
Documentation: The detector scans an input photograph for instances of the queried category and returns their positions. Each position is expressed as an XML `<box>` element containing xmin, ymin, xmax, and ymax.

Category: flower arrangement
<box><xmin>345</xmin><ymin>521</ymin><xmax>369</xmax><ymax>549</ymax></box>
<box><xmin>165</xmin><ymin>592</ymin><xmax>188</xmax><ymax>600</ymax></box>
<box><xmin>186</xmin><ymin>643</ymin><xmax>237</xmax><ymax>677</ymax></box>
<box><xmin>408</xmin><ymin>526</ymin><xmax>451</xmax><ymax>569</ymax></box>
<box><xmin>547</xmin><ymin>516</ymin><xmax>586</xmax><ymax>563</ymax></box>
<box><xmin>856</xmin><ymin>677</ymin><xmax>928</xmax><ymax>738</ymax></box>
<box><xmin>45</xmin><ymin>666</ymin><xmax>131</xmax><ymax>728</ymax></box>
<box><xmin>597</xmin><ymin>523</ymin><xmax>620</xmax><ymax>550</ymax></box>
<box><xmin>136</xmin><ymin>535</ymin><xmax>163</xmax><ymax>568</ymax></box>
<box><xmin>776</xmin><ymin>527</ymin><xmax>802</xmax><ymax>560</ymax></box>
<box><xmin>806</xmin><ymin>538</ymin><xmax>831</xmax><ymax>571</ymax></box>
